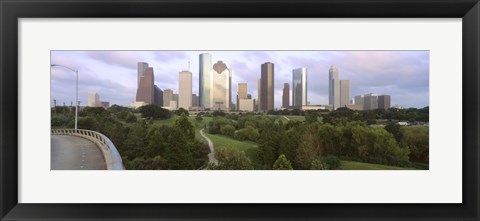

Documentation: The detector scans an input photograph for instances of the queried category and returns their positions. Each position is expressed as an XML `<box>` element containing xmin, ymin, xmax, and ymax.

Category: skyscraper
<box><xmin>192</xmin><ymin>94</ymin><xmax>199</xmax><ymax>107</ymax></box>
<box><xmin>154</xmin><ymin>85</ymin><xmax>163</xmax><ymax>106</ymax></box>
<box><xmin>354</xmin><ymin>95</ymin><xmax>364</xmax><ymax>106</ymax></box>
<box><xmin>136</xmin><ymin>62</ymin><xmax>154</xmax><ymax>104</ymax></box>
<box><xmin>329</xmin><ymin>65</ymin><xmax>340</xmax><ymax>110</ymax></box>
<box><xmin>340</xmin><ymin>80</ymin><xmax>350</xmax><ymax>108</ymax></box>
<box><xmin>163</xmin><ymin>89</ymin><xmax>173</xmax><ymax>107</ymax></box>
<box><xmin>211</xmin><ymin>61</ymin><xmax>231</xmax><ymax>111</ymax></box>
<box><xmin>199</xmin><ymin>53</ymin><xmax>212</xmax><ymax>109</ymax></box>
<box><xmin>237</xmin><ymin>83</ymin><xmax>248</xmax><ymax>110</ymax></box>
<box><xmin>292</xmin><ymin>68</ymin><xmax>307</xmax><ymax>107</ymax></box>
<box><xmin>173</xmin><ymin>93</ymin><xmax>179</xmax><ymax>108</ymax></box>
<box><xmin>261</xmin><ymin>62</ymin><xmax>274</xmax><ymax>111</ymax></box>
<box><xmin>257</xmin><ymin>78</ymin><xmax>262</xmax><ymax>111</ymax></box>
<box><xmin>88</xmin><ymin>91</ymin><xmax>99</xmax><ymax>107</ymax></box>
<box><xmin>364</xmin><ymin>93</ymin><xmax>378</xmax><ymax>110</ymax></box>
<box><xmin>179</xmin><ymin>70</ymin><xmax>192</xmax><ymax>110</ymax></box>
<box><xmin>229</xmin><ymin>70</ymin><xmax>233</xmax><ymax>110</ymax></box>
<box><xmin>282</xmin><ymin>83</ymin><xmax>289</xmax><ymax>108</ymax></box>
<box><xmin>137</xmin><ymin>62</ymin><xmax>148</xmax><ymax>88</ymax></box>
<box><xmin>378</xmin><ymin>95</ymin><xmax>391</xmax><ymax>109</ymax></box>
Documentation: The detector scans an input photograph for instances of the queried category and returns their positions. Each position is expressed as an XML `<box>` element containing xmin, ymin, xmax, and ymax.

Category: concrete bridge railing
<box><xmin>51</xmin><ymin>129</ymin><xmax>124</xmax><ymax>170</ymax></box>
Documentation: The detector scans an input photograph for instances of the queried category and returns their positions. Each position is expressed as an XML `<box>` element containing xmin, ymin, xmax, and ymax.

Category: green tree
<box><xmin>295</xmin><ymin>127</ymin><xmax>322</xmax><ymax>169</ymax></box>
<box><xmin>195</xmin><ymin>114</ymin><xmax>203</xmax><ymax>122</ymax></box>
<box><xmin>272</xmin><ymin>154</ymin><xmax>293</xmax><ymax>170</ymax></box>
<box><xmin>209</xmin><ymin>147</ymin><xmax>253</xmax><ymax>170</ymax></box>
<box><xmin>310</xmin><ymin>158</ymin><xmax>327</xmax><ymax>170</ymax></box>
<box><xmin>257</xmin><ymin>128</ymin><xmax>278</xmax><ymax>169</ymax></box>
<box><xmin>123</xmin><ymin>121</ymin><xmax>147</xmax><ymax>160</ymax></box>
<box><xmin>220</xmin><ymin>124</ymin><xmax>236</xmax><ymax>137</ymax></box>
<box><xmin>173</xmin><ymin>113</ymin><xmax>195</xmax><ymax>140</ymax></box>
<box><xmin>212</xmin><ymin>110</ymin><xmax>226</xmax><ymax>117</ymax></box>
<box><xmin>321</xmin><ymin>156</ymin><xmax>341</xmax><ymax>169</ymax></box>
<box><xmin>77</xmin><ymin>116</ymin><xmax>100</xmax><ymax>131</ymax></box>
<box><xmin>305</xmin><ymin>110</ymin><xmax>318</xmax><ymax>123</ymax></box>
<box><xmin>175</xmin><ymin>108</ymin><xmax>189</xmax><ymax>116</ymax></box>
<box><xmin>384</xmin><ymin>122</ymin><xmax>402</xmax><ymax>142</ymax></box>
<box><xmin>401</xmin><ymin>126</ymin><xmax>429</xmax><ymax>163</ymax></box>
<box><xmin>235</xmin><ymin>126</ymin><xmax>260</xmax><ymax>141</ymax></box>
<box><xmin>207</xmin><ymin>117</ymin><xmax>233</xmax><ymax>134</ymax></box>
<box><xmin>163</xmin><ymin>127</ymin><xmax>195</xmax><ymax>169</ymax></box>
<box><xmin>138</xmin><ymin>104</ymin><xmax>171</xmax><ymax>120</ymax></box>
<box><xmin>51</xmin><ymin>115</ymin><xmax>73</xmax><ymax>128</ymax></box>
<box><xmin>125</xmin><ymin>114</ymin><xmax>137</xmax><ymax>123</ymax></box>
<box><xmin>79</xmin><ymin>106</ymin><xmax>109</xmax><ymax>118</ymax></box>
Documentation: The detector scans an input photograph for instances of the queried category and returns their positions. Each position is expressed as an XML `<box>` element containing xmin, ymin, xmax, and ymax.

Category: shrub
<box><xmin>310</xmin><ymin>158</ymin><xmax>327</xmax><ymax>170</ymax></box>
<box><xmin>220</xmin><ymin>124</ymin><xmax>235</xmax><ymax>137</ymax></box>
<box><xmin>321</xmin><ymin>155</ymin><xmax>341</xmax><ymax>169</ymax></box>
<box><xmin>125</xmin><ymin>114</ymin><xmax>137</xmax><ymax>123</ymax></box>
<box><xmin>235</xmin><ymin>126</ymin><xmax>260</xmax><ymax>142</ymax></box>
<box><xmin>51</xmin><ymin>115</ymin><xmax>72</xmax><ymax>127</ymax></box>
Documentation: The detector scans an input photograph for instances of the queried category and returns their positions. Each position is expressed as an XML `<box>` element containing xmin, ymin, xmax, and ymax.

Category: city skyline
<box><xmin>50</xmin><ymin>50</ymin><xmax>429</xmax><ymax>108</ymax></box>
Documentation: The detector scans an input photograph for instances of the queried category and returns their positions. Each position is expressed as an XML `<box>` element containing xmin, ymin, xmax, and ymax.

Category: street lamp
<box><xmin>50</xmin><ymin>64</ymin><xmax>79</xmax><ymax>132</ymax></box>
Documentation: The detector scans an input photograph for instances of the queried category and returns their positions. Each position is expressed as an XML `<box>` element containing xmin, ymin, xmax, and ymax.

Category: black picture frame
<box><xmin>1</xmin><ymin>0</ymin><xmax>479</xmax><ymax>220</ymax></box>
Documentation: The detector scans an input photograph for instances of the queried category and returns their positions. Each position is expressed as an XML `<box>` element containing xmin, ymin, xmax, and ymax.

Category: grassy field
<box><xmin>277</xmin><ymin>115</ymin><xmax>323</xmax><ymax>123</ymax></box>
<box><xmin>203</xmin><ymin>133</ymin><xmax>256</xmax><ymax>150</ymax></box>
<box><xmin>203</xmin><ymin>133</ymin><xmax>258</xmax><ymax>159</ymax></box>
<box><xmin>284</xmin><ymin>115</ymin><xmax>306</xmax><ymax>121</ymax></box>
<box><xmin>191</xmin><ymin>116</ymin><xmax>212</xmax><ymax>141</ymax></box>
<box><xmin>150</xmin><ymin>116</ymin><xmax>213</xmax><ymax>141</ymax></box>
<box><xmin>338</xmin><ymin>160</ymin><xmax>416</xmax><ymax>170</ymax></box>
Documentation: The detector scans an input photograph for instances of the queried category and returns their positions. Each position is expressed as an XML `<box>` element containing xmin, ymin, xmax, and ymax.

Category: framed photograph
<box><xmin>1</xmin><ymin>0</ymin><xmax>479</xmax><ymax>220</ymax></box>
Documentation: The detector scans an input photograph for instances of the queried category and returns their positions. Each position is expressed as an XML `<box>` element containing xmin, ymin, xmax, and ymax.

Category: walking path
<box><xmin>199</xmin><ymin>129</ymin><xmax>218</xmax><ymax>165</ymax></box>
<box><xmin>283</xmin><ymin>116</ymin><xmax>290</xmax><ymax>121</ymax></box>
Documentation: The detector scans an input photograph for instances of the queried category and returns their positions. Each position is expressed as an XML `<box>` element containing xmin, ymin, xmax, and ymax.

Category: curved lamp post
<box><xmin>50</xmin><ymin>64</ymin><xmax>79</xmax><ymax>131</ymax></box>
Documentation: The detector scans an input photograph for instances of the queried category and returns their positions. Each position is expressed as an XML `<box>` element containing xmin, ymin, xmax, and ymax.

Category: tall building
<box><xmin>163</xmin><ymin>89</ymin><xmax>173</xmax><ymax>107</ymax></box>
<box><xmin>173</xmin><ymin>93</ymin><xmax>179</xmax><ymax>108</ymax></box>
<box><xmin>199</xmin><ymin>53</ymin><xmax>212</xmax><ymax>109</ymax></box>
<box><xmin>260</xmin><ymin>62</ymin><xmax>274</xmax><ymax>111</ymax></box>
<box><xmin>340</xmin><ymin>80</ymin><xmax>350</xmax><ymax>108</ymax></box>
<box><xmin>137</xmin><ymin>62</ymin><xmax>149</xmax><ymax>88</ymax></box>
<box><xmin>292</xmin><ymin>68</ymin><xmax>307</xmax><ymax>107</ymax></box>
<box><xmin>178</xmin><ymin>70</ymin><xmax>192</xmax><ymax>110</ymax></box>
<box><xmin>229</xmin><ymin>70</ymin><xmax>233</xmax><ymax>110</ymax></box>
<box><xmin>239</xmin><ymin>99</ymin><xmax>255</xmax><ymax>112</ymax></box>
<box><xmin>354</xmin><ymin>95</ymin><xmax>364</xmax><ymax>106</ymax></box>
<box><xmin>363</xmin><ymin>93</ymin><xmax>378</xmax><ymax>110</ymax></box>
<box><xmin>154</xmin><ymin>85</ymin><xmax>163</xmax><ymax>106</ymax></box>
<box><xmin>257</xmin><ymin>78</ymin><xmax>262</xmax><ymax>111</ymax></box>
<box><xmin>136</xmin><ymin>63</ymin><xmax>155</xmax><ymax>104</ymax></box>
<box><xmin>210</xmin><ymin>61</ymin><xmax>231</xmax><ymax>111</ymax></box>
<box><xmin>100</xmin><ymin>101</ymin><xmax>110</xmax><ymax>109</ymax></box>
<box><xmin>87</xmin><ymin>92</ymin><xmax>100</xmax><ymax>107</ymax></box>
<box><xmin>237</xmin><ymin>83</ymin><xmax>248</xmax><ymax>110</ymax></box>
<box><xmin>282</xmin><ymin>83</ymin><xmax>290</xmax><ymax>108</ymax></box>
<box><xmin>192</xmin><ymin>94</ymin><xmax>199</xmax><ymax>107</ymax></box>
<box><xmin>378</xmin><ymin>95</ymin><xmax>391</xmax><ymax>109</ymax></box>
<box><xmin>329</xmin><ymin>65</ymin><xmax>340</xmax><ymax>110</ymax></box>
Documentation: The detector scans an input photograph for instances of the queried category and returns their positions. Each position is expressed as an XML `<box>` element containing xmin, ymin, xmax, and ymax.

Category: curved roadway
<box><xmin>51</xmin><ymin>135</ymin><xmax>107</xmax><ymax>170</ymax></box>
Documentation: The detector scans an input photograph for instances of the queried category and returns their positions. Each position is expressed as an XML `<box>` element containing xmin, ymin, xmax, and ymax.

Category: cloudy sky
<box><xmin>50</xmin><ymin>50</ymin><xmax>429</xmax><ymax>108</ymax></box>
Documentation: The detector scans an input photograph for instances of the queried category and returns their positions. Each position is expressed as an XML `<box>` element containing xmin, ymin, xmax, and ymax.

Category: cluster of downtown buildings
<box><xmin>128</xmin><ymin>53</ymin><xmax>392</xmax><ymax>112</ymax></box>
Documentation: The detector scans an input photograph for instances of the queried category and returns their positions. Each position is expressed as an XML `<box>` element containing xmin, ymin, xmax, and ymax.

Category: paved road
<box><xmin>199</xmin><ymin>129</ymin><xmax>218</xmax><ymax>165</ymax></box>
<box><xmin>51</xmin><ymin>135</ymin><xmax>107</xmax><ymax>170</ymax></box>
